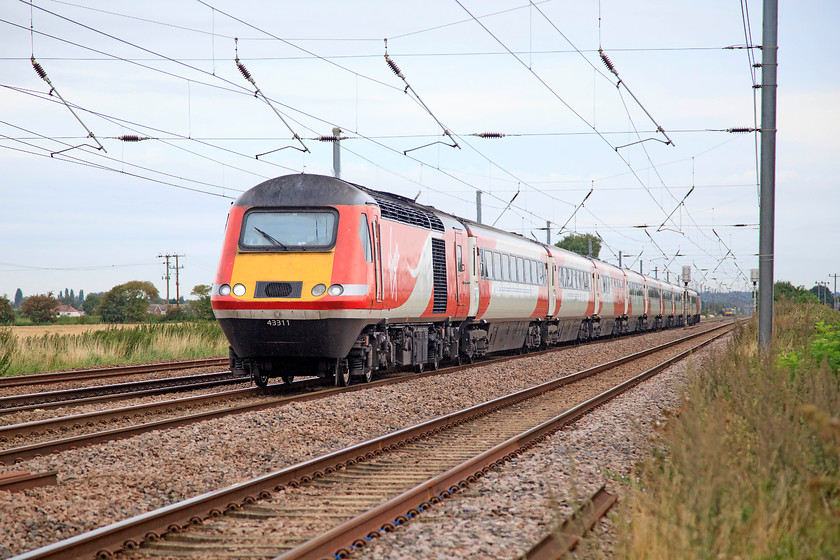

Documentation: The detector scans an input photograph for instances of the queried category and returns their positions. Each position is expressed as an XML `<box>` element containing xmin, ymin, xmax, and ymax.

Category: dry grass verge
<box><xmin>0</xmin><ymin>322</ymin><xmax>227</xmax><ymax>376</ymax></box>
<box><xmin>617</xmin><ymin>301</ymin><xmax>840</xmax><ymax>559</ymax></box>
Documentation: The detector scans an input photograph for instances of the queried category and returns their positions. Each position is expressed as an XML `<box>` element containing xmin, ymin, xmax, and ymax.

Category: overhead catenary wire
<box><xmin>234</xmin><ymin>38</ymin><xmax>309</xmax><ymax>154</ymax></box>
<box><xmin>1</xmin><ymin>2</ymin><xmax>748</xmax><ymax>286</ymax></box>
<box><xmin>29</xmin><ymin>56</ymin><xmax>106</xmax><ymax>153</ymax></box>
<box><xmin>383</xmin><ymin>43</ymin><xmax>459</xmax><ymax>154</ymax></box>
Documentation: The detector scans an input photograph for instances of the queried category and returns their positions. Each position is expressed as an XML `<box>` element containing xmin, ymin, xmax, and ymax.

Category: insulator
<box><xmin>316</xmin><ymin>135</ymin><xmax>339</xmax><ymax>142</ymax></box>
<box><xmin>474</xmin><ymin>132</ymin><xmax>505</xmax><ymax>138</ymax></box>
<box><xmin>31</xmin><ymin>57</ymin><xmax>49</xmax><ymax>82</ymax></box>
<box><xmin>236</xmin><ymin>61</ymin><xmax>253</xmax><ymax>82</ymax></box>
<box><xmin>385</xmin><ymin>55</ymin><xmax>403</xmax><ymax>78</ymax></box>
<box><xmin>726</xmin><ymin>127</ymin><xmax>755</xmax><ymax>134</ymax></box>
<box><xmin>117</xmin><ymin>135</ymin><xmax>147</xmax><ymax>142</ymax></box>
<box><xmin>598</xmin><ymin>49</ymin><xmax>617</xmax><ymax>75</ymax></box>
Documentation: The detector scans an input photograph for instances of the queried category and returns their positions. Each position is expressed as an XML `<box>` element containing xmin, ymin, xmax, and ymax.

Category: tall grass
<box><xmin>0</xmin><ymin>322</ymin><xmax>228</xmax><ymax>376</ymax></box>
<box><xmin>618</xmin><ymin>300</ymin><xmax>840</xmax><ymax>559</ymax></box>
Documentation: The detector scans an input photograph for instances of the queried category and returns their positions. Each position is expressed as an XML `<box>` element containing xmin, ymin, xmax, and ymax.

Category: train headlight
<box><xmin>311</xmin><ymin>283</ymin><xmax>327</xmax><ymax>297</ymax></box>
<box><xmin>219</xmin><ymin>284</ymin><xmax>232</xmax><ymax>296</ymax></box>
<box><xmin>327</xmin><ymin>284</ymin><xmax>344</xmax><ymax>296</ymax></box>
<box><xmin>232</xmin><ymin>283</ymin><xmax>247</xmax><ymax>297</ymax></box>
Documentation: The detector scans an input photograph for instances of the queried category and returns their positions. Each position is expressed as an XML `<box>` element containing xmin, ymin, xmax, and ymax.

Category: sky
<box><xmin>1</xmin><ymin>0</ymin><xmax>838</xmax><ymax>303</ymax></box>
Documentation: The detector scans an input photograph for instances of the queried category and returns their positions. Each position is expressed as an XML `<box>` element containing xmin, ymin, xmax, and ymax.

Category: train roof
<box><xmin>234</xmin><ymin>174</ymin><xmax>374</xmax><ymax>207</ymax></box>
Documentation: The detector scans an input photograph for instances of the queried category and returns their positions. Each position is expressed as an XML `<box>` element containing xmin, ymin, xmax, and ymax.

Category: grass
<box><xmin>616</xmin><ymin>300</ymin><xmax>840</xmax><ymax>559</ymax></box>
<box><xmin>0</xmin><ymin>322</ymin><xmax>228</xmax><ymax>376</ymax></box>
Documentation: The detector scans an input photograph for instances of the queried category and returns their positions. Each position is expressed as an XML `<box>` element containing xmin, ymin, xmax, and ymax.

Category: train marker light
<box><xmin>232</xmin><ymin>283</ymin><xmax>247</xmax><ymax>296</ymax></box>
<box><xmin>311</xmin><ymin>284</ymin><xmax>327</xmax><ymax>297</ymax></box>
<box><xmin>219</xmin><ymin>284</ymin><xmax>231</xmax><ymax>296</ymax></box>
<box><xmin>327</xmin><ymin>284</ymin><xmax>344</xmax><ymax>296</ymax></box>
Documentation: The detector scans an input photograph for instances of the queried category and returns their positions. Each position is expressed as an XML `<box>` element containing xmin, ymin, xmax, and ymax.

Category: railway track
<box><xmin>0</xmin><ymin>370</ymin><xmax>249</xmax><ymax>412</ymax></box>
<box><xmin>11</xmin><ymin>322</ymin><xmax>734</xmax><ymax>560</ymax></box>
<box><xmin>0</xmin><ymin>358</ymin><xmax>228</xmax><ymax>389</ymax></box>
<box><xmin>0</xmin><ymin>322</ymin><xmax>732</xmax><ymax>466</ymax></box>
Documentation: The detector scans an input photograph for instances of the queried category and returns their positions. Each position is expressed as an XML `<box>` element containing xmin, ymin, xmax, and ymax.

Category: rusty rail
<box><xmin>0</xmin><ymin>470</ymin><xmax>58</xmax><ymax>493</ymax></box>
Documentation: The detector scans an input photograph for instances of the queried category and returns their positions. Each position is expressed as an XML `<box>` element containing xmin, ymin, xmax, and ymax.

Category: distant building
<box><xmin>57</xmin><ymin>304</ymin><xmax>83</xmax><ymax>317</ymax></box>
<box><xmin>147</xmin><ymin>303</ymin><xmax>169</xmax><ymax>315</ymax></box>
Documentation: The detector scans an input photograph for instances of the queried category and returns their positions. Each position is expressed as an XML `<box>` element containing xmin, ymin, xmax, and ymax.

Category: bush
<box><xmin>0</xmin><ymin>296</ymin><xmax>14</xmax><ymax>325</ymax></box>
<box><xmin>20</xmin><ymin>294</ymin><xmax>60</xmax><ymax>323</ymax></box>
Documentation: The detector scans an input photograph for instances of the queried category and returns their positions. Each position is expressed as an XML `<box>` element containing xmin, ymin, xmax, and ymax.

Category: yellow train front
<box><xmin>212</xmin><ymin>174</ymin><xmax>381</xmax><ymax>387</ymax></box>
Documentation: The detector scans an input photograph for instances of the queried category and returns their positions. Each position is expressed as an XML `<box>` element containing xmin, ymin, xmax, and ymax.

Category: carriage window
<box><xmin>502</xmin><ymin>254</ymin><xmax>510</xmax><ymax>281</ymax></box>
<box><xmin>517</xmin><ymin>258</ymin><xmax>524</xmax><ymax>283</ymax></box>
<box><xmin>240</xmin><ymin>209</ymin><xmax>337</xmax><ymax>251</ymax></box>
<box><xmin>493</xmin><ymin>252</ymin><xmax>502</xmax><ymax>280</ymax></box>
<box><xmin>359</xmin><ymin>218</ymin><xmax>373</xmax><ymax>263</ymax></box>
<box><xmin>524</xmin><ymin>260</ymin><xmax>532</xmax><ymax>284</ymax></box>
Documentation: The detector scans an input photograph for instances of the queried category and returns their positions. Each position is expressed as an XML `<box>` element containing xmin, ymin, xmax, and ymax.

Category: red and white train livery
<box><xmin>212</xmin><ymin>174</ymin><xmax>700</xmax><ymax>387</ymax></box>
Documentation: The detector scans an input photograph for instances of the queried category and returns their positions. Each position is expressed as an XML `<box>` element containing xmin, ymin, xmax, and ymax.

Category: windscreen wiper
<box><xmin>254</xmin><ymin>227</ymin><xmax>287</xmax><ymax>249</ymax></box>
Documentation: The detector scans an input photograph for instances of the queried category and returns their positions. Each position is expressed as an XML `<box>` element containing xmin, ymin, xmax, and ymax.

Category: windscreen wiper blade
<box><xmin>254</xmin><ymin>227</ymin><xmax>287</xmax><ymax>249</ymax></box>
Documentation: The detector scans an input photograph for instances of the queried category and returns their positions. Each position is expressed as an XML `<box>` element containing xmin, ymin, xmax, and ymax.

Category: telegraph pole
<box><xmin>830</xmin><ymin>273</ymin><xmax>839</xmax><ymax>310</ymax></box>
<box><xmin>476</xmin><ymin>190</ymin><xmax>482</xmax><ymax>224</ymax></box>
<box><xmin>174</xmin><ymin>254</ymin><xmax>184</xmax><ymax>307</ymax></box>
<box><xmin>159</xmin><ymin>253</ymin><xmax>184</xmax><ymax>306</ymax></box>
<box><xmin>158</xmin><ymin>254</ymin><xmax>171</xmax><ymax>304</ymax></box>
<box><xmin>758</xmin><ymin>0</ymin><xmax>778</xmax><ymax>348</ymax></box>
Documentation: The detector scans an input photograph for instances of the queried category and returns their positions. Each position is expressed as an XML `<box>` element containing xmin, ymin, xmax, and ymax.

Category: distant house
<box><xmin>147</xmin><ymin>303</ymin><xmax>169</xmax><ymax>315</ymax></box>
<box><xmin>57</xmin><ymin>304</ymin><xmax>83</xmax><ymax>317</ymax></box>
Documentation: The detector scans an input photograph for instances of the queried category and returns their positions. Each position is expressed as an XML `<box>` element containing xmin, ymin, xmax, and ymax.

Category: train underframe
<box><xmin>225</xmin><ymin>311</ymin><xmax>700</xmax><ymax>388</ymax></box>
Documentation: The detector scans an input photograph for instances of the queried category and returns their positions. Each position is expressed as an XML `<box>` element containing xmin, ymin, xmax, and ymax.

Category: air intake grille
<box><xmin>365</xmin><ymin>191</ymin><xmax>445</xmax><ymax>232</ymax></box>
<box><xmin>432</xmin><ymin>238</ymin><xmax>448</xmax><ymax>314</ymax></box>
<box><xmin>255</xmin><ymin>281</ymin><xmax>302</xmax><ymax>299</ymax></box>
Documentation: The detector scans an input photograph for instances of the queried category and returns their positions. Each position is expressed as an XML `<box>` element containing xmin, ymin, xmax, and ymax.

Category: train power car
<box><xmin>212</xmin><ymin>174</ymin><xmax>700</xmax><ymax>388</ymax></box>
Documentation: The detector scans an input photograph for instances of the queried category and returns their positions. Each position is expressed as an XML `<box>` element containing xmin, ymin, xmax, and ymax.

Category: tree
<box><xmin>78</xmin><ymin>289</ymin><xmax>85</xmax><ymax>305</ymax></box>
<box><xmin>810</xmin><ymin>284</ymin><xmax>836</xmax><ymax>308</ymax></box>
<box><xmin>20</xmin><ymin>293</ymin><xmax>60</xmax><ymax>323</ymax></box>
<box><xmin>190</xmin><ymin>284</ymin><xmax>214</xmax><ymax>320</ymax></box>
<box><xmin>13</xmin><ymin>289</ymin><xmax>23</xmax><ymax>308</ymax></box>
<box><xmin>774</xmin><ymin>281</ymin><xmax>818</xmax><ymax>304</ymax></box>
<box><xmin>555</xmin><ymin>233</ymin><xmax>601</xmax><ymax>258</ymax></box>
<box><xmin>82</xmin><ymin>293</ymin><xmax>102</xmax><ymax>315</ymax></box>
<box><xmin>97</xmin><ymin>281</ymin><xmax>159</xmax><ymax>323</ymax></box>
<box><xmin>0</xmin><ymin>295</ymin><xmax>14</xmax><ymax>325</ymax></box>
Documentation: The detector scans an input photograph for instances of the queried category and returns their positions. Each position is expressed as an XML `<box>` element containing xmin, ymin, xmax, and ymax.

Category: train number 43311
<box><xmin>266</xmin><ymin>319</ymin><xmax>291</xmax><ymax>327</ymax></box>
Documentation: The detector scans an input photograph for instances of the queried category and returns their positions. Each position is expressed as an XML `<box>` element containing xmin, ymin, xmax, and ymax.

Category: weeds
<box><xmin>0</xmin><ymin>322</ymin><xmax>227</xmax><ymax>376</ymax></box>
<box><xmin>617</xmin><ymin>300</ymin><xmax>840</xmax><ymax>559</ymax></box>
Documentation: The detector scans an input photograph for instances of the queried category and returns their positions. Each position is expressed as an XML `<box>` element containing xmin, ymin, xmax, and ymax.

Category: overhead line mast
<box><xmin>758</xmin><ymin>0</ymin><xmax>777</xmax><ymax>348</ymax></box>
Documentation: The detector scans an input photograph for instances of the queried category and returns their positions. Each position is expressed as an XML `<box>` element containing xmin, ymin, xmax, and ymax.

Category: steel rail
<box><xmin>0</xmin><ymin>322</ymin><xmax>732</xmax><ymax>465</ymax></box>
<box><xmin>0</xmin><ymin>358</ymin><xmax>228</xmax><ymax>388</ymax></box>
<box><xmin>0</xmin><ymin>370</ymin><xmax>248</xmax><ymax>411</ymax></box>
<box><xmin>0</xmin><ymin>470</ymin><xmax>58</xmax><ymax>493</ymax></box>
<box><xmin>9</xmin><ymin>323</ymin><xmax>733</xmax><ymax>560</ymax></box>
<box><xmin>278</xmin><ymin>327</ymin><xmax>729</xmax><ymax>560</ymax></box>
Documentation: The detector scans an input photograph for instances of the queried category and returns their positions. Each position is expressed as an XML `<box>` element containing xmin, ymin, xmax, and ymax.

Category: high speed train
<box><xmin>211</xmin><ymin>174</ymin><xmax>700</xmax><ymax>387</ymax></box>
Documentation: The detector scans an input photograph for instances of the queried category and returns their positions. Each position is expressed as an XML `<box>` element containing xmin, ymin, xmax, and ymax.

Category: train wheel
<box><xmin>251</xmin><ymin>365</ymin><xmax>269</xmax><ymax>389</ymax></box>
<box><xmin>281</xmin><ymin>375</ymin><xmax>294</xmax><ymax>385</ymax></box>
<box><xmin>414</xmin><ymin>363</ymin><xmax>425</xmax><ymax>373</ymax></box>
<box><xmin>334</xmin><ymin>359</ymin><xmax>351</xmax><ymax>387</ymax></box>
<box><xmin>429</xmin><ymin>357</ymin><xmax>439</xmax><ymax>371</ymax></box>
<box><xmin>359</xmin><ymin>367</ymin><xmax>373</xmax><ymax>383</ymax></box>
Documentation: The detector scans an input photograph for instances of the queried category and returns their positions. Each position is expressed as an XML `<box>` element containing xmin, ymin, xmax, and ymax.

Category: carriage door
<box><xmin>372</xmin><ymin>219</ymin><xmax>383</xmax><ymax>303</ymax></box>
<box><xmin>467</xmin><ymin>236</ymin><xmax>480</xmax><ymax>317</ymax></box>
<box><xmin>454</xmin><ymin>229</ymin><xmax>468</xmax><ymax>316</ymax></box>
